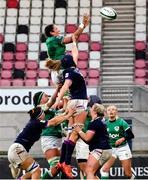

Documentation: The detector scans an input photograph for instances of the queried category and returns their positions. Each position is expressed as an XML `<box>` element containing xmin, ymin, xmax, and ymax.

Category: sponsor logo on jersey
<box><xmin>114</xmin><ymin>126</ymin><xmax>119</xmax><ymax>131</ymax></box>
<box><xmin>109</xmin><ymin>133</ymin><xmax>119</xmax><ymax>139</ymax></box>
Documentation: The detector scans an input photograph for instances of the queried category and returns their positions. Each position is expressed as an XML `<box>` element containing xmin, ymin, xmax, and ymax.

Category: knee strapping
<box><xmin>47</xmin><ymin>156</ymin><xmax>60</xmax><ymax>168</ymax></box>
<box><xmin>26</xmin><ymin>161</ymin><xmax>40</xmax><ymax>174</ymax></box>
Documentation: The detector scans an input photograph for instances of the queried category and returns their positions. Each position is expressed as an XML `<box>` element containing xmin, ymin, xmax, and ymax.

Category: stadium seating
<box><xmin>0</xmin><ymin>0</ymin><xmax>102</xmax><ymax>87</ymax></box>
<box><xmin>1</xmin><ymin>70</ymin><xmax>12</xmax><ymax>79</ymax></box>
<box><xmin>77</xmin><ymin>60</ymin><xmax>88</xmax><ymax>69</ymax></box>
<box><xmin>2</xmin><ymin>61</ymin><xmax>13</xmax><ymax>70</ymax></box>
<box><xmin>38</xmin><ymin>69</ymin><xmax>49</xmax><ymax>79</ymax></box>
<box><xmin>24</xmin><ymin>79</ymin><xmax>36</xmax><ymax>86</ymax></box>
<box><xmin>135</xmin><ymin>41</ymin><xmax>146</xmax><ymax>51</ymax></box>
<box><xmin>12</xmin><ymin>79</ymin><xmax>24</xmax><ymax>86</ymax></box>
<box><xmin>0</xmin><ymin>33</ymin><xmax>4</xmax><ymax>43</ymax></box>
<box><xmin>0</xmin><ymin>79</ymin><xmax>11</xmax><ymax>86</ymax></box>
<box><xmin>14</xmin><ymin>61</ymin><xmax>25</xmax><ymax>70</ymax></box>
<box><xmin>26</xmin><ymin>60</ymin><xmax>38</xmax><ymax>70</ymax></box>
<box><xmin>135</xmin><ymin>59</ymin><xmax>146</xmax><ymax>69</ymax></box>
<box><xmin>26</xmin><ymin>70</ymin><xmax>37</xmax><ymax>79</ymax></box>
<box><xmin>16</xmin><ymin>43</ymin><xmax>27</xmax><ymax>52</ymax></box>
<box><xmin>3</xmin><ymin>52</ymin><xmax>14</xmax><ymax>61</ymax></box>
<box><xmin>7</xmin><ymin>0</ymin><xmax>19</xmax><ymax>9</ymax></box>
<box><xmin>15</xmin><ymin>52</ymin><xmax>26</xmax><ymax>61</ymax></box>
<box><xmin>135</xmin><ymin>77</ymin><xmax>146</xmax><ymax>85</ymax></box>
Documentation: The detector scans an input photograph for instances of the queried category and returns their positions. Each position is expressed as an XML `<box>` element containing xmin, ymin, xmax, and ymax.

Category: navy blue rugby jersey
<box><xmin>15</xmin><ymin>119</ymin><xmax>47</xmax><ymax>152</ymax></box>
<box><xmin>87</xmin><ymin>117</ymin><xmax>111</xmax><ymax>151</ymax></box>
<box><xmin>63</xmin><ymin>67</ymin><xmax>87</xmax><ymax>99</ymax></box>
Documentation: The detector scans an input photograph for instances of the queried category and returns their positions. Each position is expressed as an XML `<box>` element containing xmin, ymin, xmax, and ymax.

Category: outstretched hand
<box><xmin>82</xmin><ymin>13</ymin><xmax>90</xmax><ymax>27</ymax></box>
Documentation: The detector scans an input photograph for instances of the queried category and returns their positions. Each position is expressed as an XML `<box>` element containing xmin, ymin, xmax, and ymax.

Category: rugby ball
<box><xmin>99</xmin><ymin>7</ymin><xmax>117</xmax><ymax>20</ymax></box>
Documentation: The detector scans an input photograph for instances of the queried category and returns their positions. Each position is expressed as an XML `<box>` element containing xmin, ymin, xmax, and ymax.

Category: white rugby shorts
<box><xmin>112</xmin><ymin>143</ymin><xmax>132</xmax><ymax>160</ymax></box>
<box><xmin>8</xmin><ymin>143</ymin><xmax>30</xmax><ymax>168</ymax></box>
<box><xmin>67</xmin><ymin>99</ymin><xmax>88</xmax><ymax>115</ymax></box>
<box><xmin>75</xmin><ymin>138</ymin><xmax>89</xmax><ymax>160</ymax></box>
<box><xmin>90</xmin><ymin>149</ymin><xmax>112</xmax><ymax>166</ymax></box>
<box><xmin>41</xmin><ymin>136</ymin><xmax>62</xmax><ymax>153</ymax></box>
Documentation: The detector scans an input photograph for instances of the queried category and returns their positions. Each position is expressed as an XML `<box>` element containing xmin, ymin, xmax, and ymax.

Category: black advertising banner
<box><xmin>1</xmin><ymin>156</ymin><xmax>148</xmax><ymax>179</ymax></box>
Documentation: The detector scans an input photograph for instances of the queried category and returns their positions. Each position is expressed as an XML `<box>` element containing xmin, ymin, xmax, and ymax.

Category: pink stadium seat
<box><xmin>38</xmin><ymin>69</ymin><xmax>49</xmax><ymax>78</ymax></box>
<box><xmin>12</xmin><ymin>79</ymin><xmax>24</xmax><ymax>86</ymax></box>
<box><xmin>1</xmin><ymin>70</ymin><xmax>12</xmax><ymax>79</ymax></box>
<box><xmin>90</xmin><ymin>42</ymin><xmax>102</xmax><ymax>51</ymax></box>
<box><xmin>0</xmin><ymin>33</ymin><xmax>4</xmax><ymax>43</ymax></box>
<box><xmin>26</xmin><ymin>70</ymin><xmax>37</xmax><ymax>79</ymax></box>
<box><xmin>0</xmin><ymin>79</ymin><xmax>11</xmax><ymax>86</ymax></box>
<box><xmin>26</xmin><ymin>60</ymin><xmax>38</xmax><ymax>70</ymax></box>
<box><xmin>7</xmin><ymin>0</ymin><xmax>19</xmax><ymax>8</ymax></box>
<box><xmin>66</xmin><ymin>24</ymin><xmax>77</xmax><ymax>33</ymax></box>
<box><xmin>16</xmin><ymin>43</ymin><xmax>27</xmax><ymax>52</ymax></box>
<box><xmin>135</xmin><ymin>69</ymin><xmax>146</xmax><ymax>78</ymax></box>
<box><xmin>87</xmin><ymin>78</ymin><xmax>99</xmax><ymax>86</ymax></box>
<box><xmin>24</xmin><ymin>79</ymin><xmax>36</xmax><ymax>86</ymax></box>
<box><xmin>78</xmin><ymin>33</ymin><xmax>89</xmax><ymax>42</ymax></box>
<box><xmin>3</xmin><ymin>52</ymin><xmax>14</xmax><ymax>61</ymax></box>
<box><xmin>15</xmin><ymin>52</ymin><xmax>26</xmax><ymax>61</ymax></box>
<box><xmin>135</xmin><ymin>59</ymin><xmax>146</xmax><ymax>69</ymax></box>
<box><xmin>135</xmin><ymin>41</ymin><xmax>146</xmax><ymax>51</ymax></box>
<box><xmin>14</xmin><ymin>61</ymin><xmax>26</xmax><ymax>70</ymax></box>
<box><xmin>77</xmin><ymin>60</ymin><xmax>88</xmax><ymax>69</ymax></box>
<box><xmin>88</xmin><ymin>69</ymin><xmax>100</xmax><ymax>78</ymax></box>
<box><xmin>80</xmin><ymin>69</ymin><xmax>87</xmax><ymax>78</ymax></box>
<box><xmin>78</xmin><ymin>51</ymin><xmax>89</xmax><ymax>61</ymax></box>
<box><xmin>2</xmin><ymin>61</ymin><xmax>13</xmax><ymax>70</ymax></box>
<box><xmin>135</xmin><ymin>78</ymin><xmax>146</xmax><ymax>85</ymax></box>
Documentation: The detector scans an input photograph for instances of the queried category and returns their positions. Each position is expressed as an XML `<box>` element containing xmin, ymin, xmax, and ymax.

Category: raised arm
<box><xmin>47</xmin><ymin>108</ymin><xmax>75</xmax><ymax>126</ymax></box>
<box><xmin>46</xmin><ymin>84</ymin><xmax>62</xmax><ymax>108</ymax></box>
<box><xmin>62</xmin><ymin>13</ymin><xmax>90</xmax><ymax>44</ymax></box>
<box><xmin>71</xmin><ymin>34</ymin><xmax>78</xmax><ymax>65</ymax></box>
<box><xmin>52</xmin><ymin>79</ymin><xmax>72</xmax><ymax>109</ymax></box>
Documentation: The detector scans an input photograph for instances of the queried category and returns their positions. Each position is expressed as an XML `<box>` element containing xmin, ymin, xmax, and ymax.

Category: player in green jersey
<box><xmin>100</xmin><ymin>105</ymin><xmax>135</xmax><ymax>179</ymax></box>
<box><xmin>44</xmin><ymin>13</ymin><xmax>89</xmax><ymax>85</ymax></box>
<box><xmin>33</xmin><ymin>85</ymin><xmax>65</xmax><ymax>179</ymax></box>
<box><xmin>45</xmin><ymin>13</ymin><xmax>89</xmax><ymax>60</ymax></box>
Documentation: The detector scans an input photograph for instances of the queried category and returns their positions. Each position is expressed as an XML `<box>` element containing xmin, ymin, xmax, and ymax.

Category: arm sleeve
<box><xmin>122</xmin><ymin>119</ymin><xmax>130</xmax><ymax>131</ymax></box>
<box><xmin>64</xmin><ymin>71</ymin><xmax>73</xmax><ymax>81</ymax></box>
<box><xmin>57</xmin><ymin>36</ymin><xmax>64</xmax><ymax>44</ymax></box>
<box><xmin>125</xmin><ymin>128</ymin><xmax>134</xmax><ymax>140</ymax></box>
<box><xmin>87</xmin><ymin>121</ymin><xmax>96</xmax><ymax>133</ymax></box>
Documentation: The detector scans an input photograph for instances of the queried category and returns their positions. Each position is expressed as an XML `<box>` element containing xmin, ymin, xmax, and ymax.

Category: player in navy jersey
<box><xmin>8</xmin><ymin>106</ymin><xmax>75</xmax><ymax>179</ymax></box>
<box><xmin>75</xmin><ymin>95</ymin><xmax>102</xmax><ymax>180</ymax></box>
<box><xmin>74</xmin><ymin>103</ymin><xmax>112</xmax><ymax>180</ymax></box>
<box><xmin>46</xmin><ymin>34</ymin><xmax>88</xmax><ymax>178</ymax></box>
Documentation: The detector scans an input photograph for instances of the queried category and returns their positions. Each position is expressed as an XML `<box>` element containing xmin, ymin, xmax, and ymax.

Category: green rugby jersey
<box><xmin>83</xmin><ymin>115</ymin><xmax>91</xmax><ymax>133</ymax></box>
<box><xmin>41</xmin><ymin>109</ymin><xmax>62</xmax><ymax>138</ymax></box>
<box><xmin>106</xmin><ymin>118</ymin><xmax>130</xmax><ymax>148</ymax></box>
<box><xmin>46</xmin><ymin>36</ymin><xmax>66</xmax><ymax>60</ymax></box>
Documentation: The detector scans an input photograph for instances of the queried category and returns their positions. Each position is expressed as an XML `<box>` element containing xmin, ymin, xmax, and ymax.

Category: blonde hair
<box><xmin>93</xmin><ymin>103</ymin><xmax>105</xmax><ymax>116</ymax></box>
<box><xmin>45</xmin><ymin>58</ymin><xmax>61</xmax><ymax>71</ymax></box>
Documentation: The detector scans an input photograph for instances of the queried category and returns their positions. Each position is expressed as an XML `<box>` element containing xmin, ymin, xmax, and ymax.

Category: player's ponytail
<box><xmin>45</xmin><ymin>59</ymin><xmax>61</xmax><ymax>71</ymax></box>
